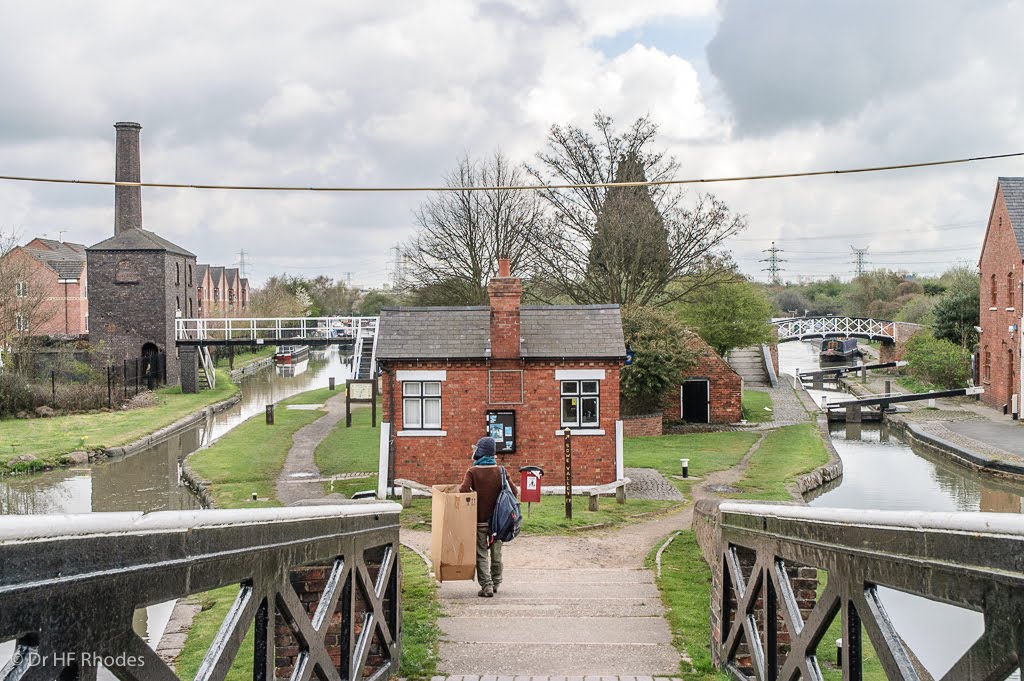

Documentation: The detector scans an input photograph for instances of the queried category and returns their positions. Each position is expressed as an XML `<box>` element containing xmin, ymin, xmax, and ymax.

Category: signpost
<box><xmin>564</xmin><ymin>428</ymin><xmax>572</xmax><ymax>520</ymax></box>
<box><xmin>346</xmin><ymin>379</ymin><xmax>377</xmax><ymax>427</ymax></box>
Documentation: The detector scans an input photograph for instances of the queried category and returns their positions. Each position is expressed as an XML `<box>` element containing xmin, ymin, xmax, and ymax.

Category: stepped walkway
<box><xmin>727</xmin><ymin>345</ymin><xmax>771</xmax><ymax>387</ymax></box>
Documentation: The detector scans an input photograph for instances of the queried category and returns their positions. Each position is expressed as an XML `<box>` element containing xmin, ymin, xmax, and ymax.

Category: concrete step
<box><xmin>439</xmin><ymin>580</ymin><xmax>660</xmax><ymax>601</ymax></box>
<box><xmin>444</xmin><ymin>598</ymin><xmax>665</xmax><ymax>618</ymax></box>
<box><xmin>438</xmin><ymin>641</ymin><xmax>682</xmax><ymax>676</ymax></box>
<box><xmin>442</xmin><ymin>616</ymin><xmax>672</xmax><ymax>645</ymax></box>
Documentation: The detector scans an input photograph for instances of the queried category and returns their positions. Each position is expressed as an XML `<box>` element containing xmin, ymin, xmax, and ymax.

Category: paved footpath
<box><xmin>274</xmin><ymin>392</ymin><xmax>348</xmax><ymax>505</ymax></box>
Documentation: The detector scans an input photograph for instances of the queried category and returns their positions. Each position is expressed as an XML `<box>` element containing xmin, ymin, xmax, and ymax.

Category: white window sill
<box><xmin>397</xmin><ymin>430</ymin><xmax>447</xmax><ymax>437</ymax></box>
<box><xmin>555</xmin><ymin>429</ymin><xmax>606</xmax><ymax>436</ymax></box>
<box><xmin>990</xmin><ymin>307</ymin><xmax>999</xmax><ymax>311</ymax></box>
<box><xmin>1007</xmin><ymin>308</ymin><xmax>1017</xmax><ymax>312</ymax></box>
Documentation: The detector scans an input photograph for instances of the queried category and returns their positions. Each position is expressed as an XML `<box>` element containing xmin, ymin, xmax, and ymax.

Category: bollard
<box><xmin>680</xmin><ymin>458</ymin><xmax>690</xmax><ymax>478</ymax></box>
<box><xmin>251</xmin><ymin>492</ymin><xmax>257</xmax><ymax>501</ymax></box>
<box><xmin>885</xmin><ymin>379</ymin><xmax>891</xmax><ymax>397</ymax></box>
<box><xmin>793</xmin><ymin>369</ymin><xmax>799</xmax><ymax>389</ymax></box>
<box><xmin>265</xmin><ymin>404</ymin><xmax>275</xmax><ymax>425</ymax></box>
<box><xmin>836</xmin><ymin>638</ymin><xmax>843</xmax><ymax>666</ymax></box>
<box><xmin>821</xmin><ymin>396</ymin><xmax>829</xmax><ymax>410</ymax></box>
<box><xmin>329</xmin><ymin>377</ymin><xmax>336</xmax><ymax>391</ymax></box>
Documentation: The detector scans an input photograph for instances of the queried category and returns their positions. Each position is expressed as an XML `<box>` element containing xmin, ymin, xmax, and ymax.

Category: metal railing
<box><xmin>174</xmin><ymin>316</ymin><xmax>379</xmax><ymax>345</ymax></box>
<box><xmin>712</xmin><ymin>502</ymin><xmax>1024</xmax><ymax>681</ymax></box>
<box><xmin>199</xmin><ymin>346</ymin><xmax>216</xmax><ymax>389</ymax></box>
<box><xmin>773</xmin><ymin>317</ymin><xmax>897</xmax><ymax>342</ymax></box>
<box><xmin>0</xmin><ymin>503</ymin><xmax>402</xmax><ymax>681</ymax></box>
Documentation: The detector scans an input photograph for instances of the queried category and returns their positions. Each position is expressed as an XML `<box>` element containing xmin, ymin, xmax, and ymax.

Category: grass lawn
<box><xmin>214</xmin><ymin>345</ymin><xmax>277</xmax><ymax>369</ymax></box>
<box><xmin>742</xmin><ymin>389</ymin><xmax>774</xmax><ymax>423</ymax></box>
<box><xmin>0</xmin><ymin>369</ymin><xmax>238</xmax><ymax>472</ymax></box>
<box><xmin>175</xmin><ymin>585</ymin><xmax>254</xmax><ymax>681</ymax></box>
<box><xmin>314</xmin><ymin>404</ymin><xmax>379</xmax><ymax>476</ymax></box>
<box><xmin>399</xmin><ymin>547</ymin><xmax>442</xmax><ymax>679</ymax></box>
<box><xmin>399</xmin><ymin>495</ymin><xmax>679</xmax><ymax>534</ymax></box>
<box><xmin>624</xmin><ymin>431</ymin><xmax>760</xmax><ymax>496</ymax></box>
<box><xmin>187</xmin><ymin>387</ymin><xmax>335</xmax><ymax>507</ymax></box>
<box><xmin>726</xmin><ymin>423</ymin><xmax>831</xmax><ymax>501</ymax></box>
<box><xmin>650</xmin><ymin>531</ymin><xmax>724</xmax><ymax>680</ymax></box>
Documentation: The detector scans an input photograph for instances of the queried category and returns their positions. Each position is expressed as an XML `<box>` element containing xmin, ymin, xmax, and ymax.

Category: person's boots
<box><xmin>492</xmin><ymin>583</ymin><xmax>499</xmax><ymax>593</ymax></box>
<box><xmin>477</xmin><ymin>584</ymin><xmax>494</xmax><ymax>598</ymax></box>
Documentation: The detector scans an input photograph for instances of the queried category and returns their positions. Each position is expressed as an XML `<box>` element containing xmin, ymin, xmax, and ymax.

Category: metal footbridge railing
<box><xmin>0</xmin><ymin>503</ymin><xmax>402</xmax><ymax>681</ymax></box>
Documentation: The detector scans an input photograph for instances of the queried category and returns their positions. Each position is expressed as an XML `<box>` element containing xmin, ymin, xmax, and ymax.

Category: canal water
<box><xmin>780</xmin><ymin>341</ymin><xmax>1023</xmax><ymax>679</ymax></box>
<box><xmin>0</xmin><ymin>346</ymin><xmax>353</xmax><ymax>659</ymax></box>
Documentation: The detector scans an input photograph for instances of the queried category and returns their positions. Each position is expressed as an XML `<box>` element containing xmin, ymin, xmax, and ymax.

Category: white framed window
<box><xmin>403</xmin><ymin>380</ymin><xmax>442</xmax><ymax>430</ymax></box>
<box><xmin>15</xmin><ymin>314</ymin><xmax>28</xmax><ymax>332</ymax></box>
<box><xmin>560</xmin><ymin>379</ymin><xmax>599</xmax><ymax>428</ymax></box>
<box><xmin>15</xmin><ymin>282</ymin><xmax>27</xmax><ymax>297</ymax></box>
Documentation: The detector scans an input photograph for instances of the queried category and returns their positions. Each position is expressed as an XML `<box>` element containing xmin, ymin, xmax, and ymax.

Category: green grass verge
<box><xmin>742</xmin><ymin>389</ymin><xmax>774</xmax><ymax>423</ymax></box>
<box><xmin>187</xmin><ymin>387</ymin><xmax>335</xmax><ymax>508</ymax></box>
<box><xmin>214</xmin><ymin>345</ymin><xmax>277</xmax><ymax>369</ymax></box>
<box><xmin>399</xmin><ymin>547</ymin><xmax>442</xmax><ymax>679</ymax></box>
<box><xmin>0</xmin><ymin>369</ymin><xmax>238</xmax><ymax>472</ymax></box>
<box><xmin>399</xmin><ymin>496</ymin><xmax>679</xmax><ymax>534</ymax></box>
<box><xmin>726</xmin><ymin>423</ymin><xmax>830</xmax><ymax>501</ymax></box>
<box><xmin>650</xmin><ymin>531</ymin><xmax>725</xmax><ymax>680</ymax></box>
<box><xmin>624</xmin><ymin>431</ymin><xmax>760</xmax><ymax>496</ymax></box>
<box><xmin>314</xmin><ymin>405</ymin><xmax>379</xmax><ymax>476</ymax></box>
<box><xmin>176</xmin><ymin>585</ymin><xmax>254</xmax><ymax>681</ymax></box>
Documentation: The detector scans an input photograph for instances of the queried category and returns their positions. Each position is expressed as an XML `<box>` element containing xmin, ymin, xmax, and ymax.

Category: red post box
<box><xmin>519</xmin><ymin>466</ymin><xmax>544</xmax><ymax>503</ymax></box>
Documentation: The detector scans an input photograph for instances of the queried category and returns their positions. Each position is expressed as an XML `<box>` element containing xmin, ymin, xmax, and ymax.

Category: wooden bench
<box><xmin>393</xmin><ymin>478</ymin><xmax>433</xmax><ymax>508</ymax></box>
<box><xmin>588</xmin><ymin>477</ymin><xmax>630</xmax><ymax>511</ymax></box>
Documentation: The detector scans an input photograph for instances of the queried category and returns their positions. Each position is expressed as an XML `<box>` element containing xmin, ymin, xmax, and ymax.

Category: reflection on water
<box><xmin>0</xmin><ymin>347</ymin><xmax>353</xmax><ymax>515</ymax></box>
<box><xmin>779</xmin><ymin>341</ymin><xmax>1023</xmax><ymax>679</ymax></box>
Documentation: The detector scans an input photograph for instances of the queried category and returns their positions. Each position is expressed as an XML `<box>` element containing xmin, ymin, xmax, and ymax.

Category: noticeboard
<box><xmin>485</xmin><ymin>409</ymin><xmax>516</xmax><ymax>453</ymax></box>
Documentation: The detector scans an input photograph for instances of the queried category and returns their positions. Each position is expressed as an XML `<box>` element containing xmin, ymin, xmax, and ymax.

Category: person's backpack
<box><xmin>489</xmin><ymin>467</ymin><xmax>522</xmax><ymax>545</ymax></box>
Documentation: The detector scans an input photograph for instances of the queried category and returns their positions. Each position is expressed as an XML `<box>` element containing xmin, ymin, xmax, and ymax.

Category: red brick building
<box><xmin>664</xmin><ymin>332</ymin><xmax>743</xmax><ymax>425</ymax></box>
<box><xmin>978</xmin><ymin>177</ymin><xmax>1024</xmax><ymax>414</ymax></box>
<box><xmin>375</xmin><ymin>260</ymin><xmax>626</xmax><ymax>487</ymax></box>
<box><xmin>2</xmin><ymin>238</ymin><xmax>88</xmax><ymax>337</ymax></box>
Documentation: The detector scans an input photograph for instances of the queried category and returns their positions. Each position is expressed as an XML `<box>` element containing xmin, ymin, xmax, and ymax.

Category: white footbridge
<box><xmin>175</xmin><ymin>316</ymin><xmax>380</xmax><ymax>380</ymax></box>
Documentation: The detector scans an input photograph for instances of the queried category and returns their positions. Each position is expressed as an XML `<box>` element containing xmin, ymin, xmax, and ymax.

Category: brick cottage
<box><xmin>375</xmin><ymin>259</ymin><xmax>626</xmax><ymax>488</ymax></box>
<box><xmin>665</xmin><ymin>332</ymin><xmax>743</xmax><ymax>426</ymax></box>
<box><xmin>978</xmin><ymin>177</ymin><xmax>1024</xmax><ymax>414</ymax></box>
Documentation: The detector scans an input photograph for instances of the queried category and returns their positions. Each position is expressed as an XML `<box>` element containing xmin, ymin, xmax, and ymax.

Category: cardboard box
<box><xmin>430</xmin><ymin>484</ymin><xmax>478</xmax><ymax>582</ymax></box>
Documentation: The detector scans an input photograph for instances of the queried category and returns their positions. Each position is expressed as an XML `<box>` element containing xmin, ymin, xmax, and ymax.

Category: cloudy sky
<box><xmin>1</xmin><ymin>0</ymin><xmax>1022</xmax><ymax>287</ymax></box>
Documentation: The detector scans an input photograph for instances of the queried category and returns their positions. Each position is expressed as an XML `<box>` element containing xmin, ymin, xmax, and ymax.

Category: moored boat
<box><xmin>275</xmin><ymin>345</ymin><xmax>310</xmax><ymax>365</ymax></box>
<box><xmin>820</xmin><ymin>338</ymin><xmax>859</xmax><ymax>363</ymax></box>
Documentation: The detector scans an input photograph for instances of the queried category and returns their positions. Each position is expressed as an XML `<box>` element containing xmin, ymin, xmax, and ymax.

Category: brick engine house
<box><xmin>376</xmin><ymin>259</ymin><xmax>627</xmax><ymax>487</ymax></box>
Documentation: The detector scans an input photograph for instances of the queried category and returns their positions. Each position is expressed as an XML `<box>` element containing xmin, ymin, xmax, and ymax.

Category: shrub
<box><xmin>904</xmin><ymin>332</ymin><xmax>971</xmax><ymax>389</ymax></box>
<box><xmin>620</xmin><ymin>306</ymin><xmax>696</xmax><ymax>415</ymax></box>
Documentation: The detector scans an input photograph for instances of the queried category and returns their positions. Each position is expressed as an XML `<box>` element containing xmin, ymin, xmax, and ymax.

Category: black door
<box><xmin>141</xmin><ymin>343</ymin><xmax>160</xmax><ymax>390</ymax></box>
<box><xmin>681</xmin><ymin>380</ymin><xmax>710</xmax><ymax>423</ymax></box>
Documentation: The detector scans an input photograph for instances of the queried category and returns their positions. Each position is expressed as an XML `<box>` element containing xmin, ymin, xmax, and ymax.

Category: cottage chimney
<box><xmin>487</xmin><ymin>258</ymin><xmax>522</xmax><ymax>359</ymax></box>
<box><xmin>114</xmin><ymin>121</ymin><xmax>143</xmax><ymax>235</ymax></box>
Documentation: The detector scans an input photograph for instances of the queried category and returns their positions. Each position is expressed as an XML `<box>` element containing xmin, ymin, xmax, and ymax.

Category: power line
<box><xmin>0</xmin><ymin>152</ymin><xmax>1021</xmax><ymax>193</ymax></box>
<box><xmin>730</xmin><ymin>220</ymin><xmax>982</xmax><ymax>243</ymax></box>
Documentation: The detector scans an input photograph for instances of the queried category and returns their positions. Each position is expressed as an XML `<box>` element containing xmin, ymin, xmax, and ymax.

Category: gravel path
<box><xmin>624</xmin><ymin>467</ymin><xmax>685</xmax><ymax>501</ymax></box>
<box><xmin>273</xmin><ymin>392</ymin><xmax>347</xmax><ymax>505</ymax></box>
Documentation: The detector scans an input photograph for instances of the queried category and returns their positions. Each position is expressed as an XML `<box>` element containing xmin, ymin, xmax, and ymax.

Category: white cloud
<box><xmin>565</xmin><ymin>0</ymin><xmax>716</xmax><ymax>38</ymax></box>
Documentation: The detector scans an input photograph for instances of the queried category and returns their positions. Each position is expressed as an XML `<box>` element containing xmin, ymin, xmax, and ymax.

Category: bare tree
<box><xmin>527</xmin><ymin>113</ymin><xmax>745</xmax><ymax>306</ymax></box>
<box><xmin>404</xmin><ymin>151</ymin><xmax>548</xmax><ymax>305</ymax></box>
<box><xmin>0</xmin><ymin>230</ymin><xmax>55</xmax><ymax>369</ymax></box>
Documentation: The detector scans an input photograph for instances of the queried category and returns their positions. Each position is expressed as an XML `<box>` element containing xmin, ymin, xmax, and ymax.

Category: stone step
<box><xmin>444</xmin><ymin>598</ymin><xmax>665</xmax><ymax>619</ymax></box>
<box><xmin>439</xmin><ymin>580</ymin><xmax>660</xmax><ymax>601</ymax></box>
<box><xmin>441</xmin><ymin>616</ymin><xmax>672</xmax><ymax>645</ymax></box>
<box><xmin>438</xmin><ymin>641</ymin><xmax>682</xmax><ymax>676</ymax></box>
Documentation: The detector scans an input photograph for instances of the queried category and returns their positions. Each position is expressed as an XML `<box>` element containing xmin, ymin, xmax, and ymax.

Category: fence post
<box><xmin>107</xmin><ymin>366</ymin><xmax>113</xmax><ymax>409</ymax></box>
<box><xmin>135</xmin><ymin>358</ymin><xmax>140</xmax><ymax>395</ymax></box>
<box><xmin>51</xmin><ymin>371</ymin><xmax>56</xmax><ymax>404</ymax></box>
<box><xmin>123</xmin><ymin>359</ymin><xmax>128</xmax><ymax>399</ymax></box>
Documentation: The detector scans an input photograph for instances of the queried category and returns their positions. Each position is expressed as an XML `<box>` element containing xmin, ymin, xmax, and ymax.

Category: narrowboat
<box><xmin>819</xmin><ymin>338</ymin><xmax>859</xmax><ymax>363</ymax></box>
<box><xmin>275</xmin><ymin>345</ymin><xmax>310</xmax><ymax>365</ymax></box>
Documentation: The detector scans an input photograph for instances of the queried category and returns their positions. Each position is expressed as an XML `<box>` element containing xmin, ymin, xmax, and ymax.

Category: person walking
<box><xmin>459</xmin><ymin>436</ymin><xmax>518</xmax><ymax>597</ymax></box>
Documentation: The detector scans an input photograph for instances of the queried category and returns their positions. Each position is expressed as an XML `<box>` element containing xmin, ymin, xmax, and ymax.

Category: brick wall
<box><xmin>381</xmin><ymin>359</ymin><xmax>621</xmax><ymax>486</ymax></box>
<box><xmin>979</xmin><ymin>183</ymin><xmax>1023</xmax><ymax>411</ymax></box>
<box><xmin>276</xmin><ymin>561</ymin><xmax>390</xmax><ymax>678</ymax></box>
<box><xmin>86</xmin><ymin>249</ymin><xmax>197</xmax><ymax>385</ymax></box>
<box><xmin>877</xmin><ymin>322</ymin><xmax>925</xmax><ymax>363</ymax></box>
<box><xmin>662</xmin><ymin>334</ymin><xmax>742</xmax><ymax>424</ymax></box>
<box><xmin>621</xmin><ymin>413</ymin><xmax>662</xmax><ymax>436</ymax></box>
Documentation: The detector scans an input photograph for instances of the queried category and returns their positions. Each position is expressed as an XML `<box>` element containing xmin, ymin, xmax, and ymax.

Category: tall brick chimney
<box><xmin>114</xmin><ymin>121</ymin><xmax>143</xmax><ymax>235</ymax></box>
<box><xmin>487</xmin><ymin>258</ymin><xmax>522</xmax><ymax>360</ymax></box>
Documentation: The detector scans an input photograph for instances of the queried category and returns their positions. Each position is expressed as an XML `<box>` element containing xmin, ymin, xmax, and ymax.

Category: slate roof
<box><xmin>196</xmin><ymin>264</ymin><xmax>209</xmax><ymax>285</ymax></box>
<box><xmin>209</xmin><ymin>266</ymin><xmax>225</xmax><ymax>288</ymax></box>
<box><xmin>87</xmin><ymin>228</ymin><xmax>195</xmax><ymax>257</ymax></box>
<box><xmin>999</xmin><ymin>177</ymin><xmax>1024</xmax><ymax>254</ymax></box>
<box><xmin>376</xmin><ymin>304</ymin><xmax>625</xmax><ymax>360</ymax></box>
<box><xmin>21</xmin><ymin>240</ymin><xmax>86</xmax><ymax>280</ymax></box>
